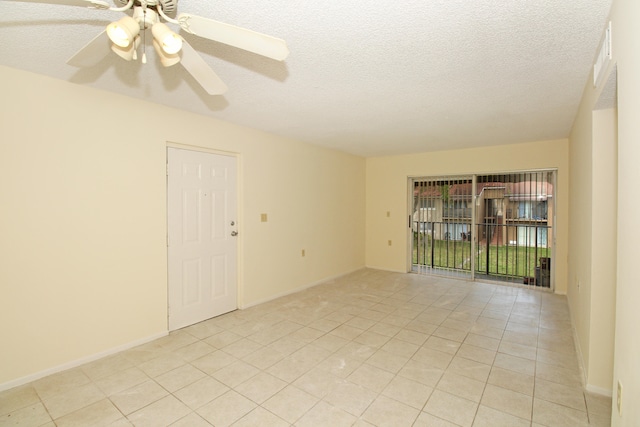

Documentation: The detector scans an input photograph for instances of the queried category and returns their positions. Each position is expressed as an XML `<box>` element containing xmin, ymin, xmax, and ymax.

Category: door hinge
<box><xmin>166</xmin><ymin>164</ymin><xmax>169</xmax><ymax>176</ymax></box>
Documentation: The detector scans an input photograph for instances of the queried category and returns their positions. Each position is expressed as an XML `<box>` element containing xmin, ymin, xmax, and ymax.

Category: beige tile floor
<box><xmin>1</xmin><ymin>269</ymin><xmax>613</xmax><ymax>427</ymax></box>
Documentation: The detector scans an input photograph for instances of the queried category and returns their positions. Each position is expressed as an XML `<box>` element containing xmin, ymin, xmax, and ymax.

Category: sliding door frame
<box><xmin>407</xmin><ymin>168</ymin><xmax>557</xmax><ymax>291</ymax></box>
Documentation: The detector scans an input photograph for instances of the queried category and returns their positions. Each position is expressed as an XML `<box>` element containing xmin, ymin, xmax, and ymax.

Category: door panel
<box><xmin>168</xmin><ymin>148</ymin><xmax>238</xmax><ymax>331</ymax></box>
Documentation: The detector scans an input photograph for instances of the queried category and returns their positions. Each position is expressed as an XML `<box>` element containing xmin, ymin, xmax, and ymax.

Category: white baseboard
<box><xmin>572</xmin><ymin>327</ymin><xmax>589</xmax><ymax>389</ymax></box>
<box><xmin>364</xmin><ymin>265</ymin><xmax>407</xmax><ymax>274</ymax></box>
<box><xmin>557</xmin><ymin>296</ymin><xmax>614</xmax><ymax>398</ymax></box>
<box><xmin>0</xmin><ymin>331</ymin><xmax>168</xmax><ymax>393</ymax></box>
<box><xmin>566</xmin><ymin>299</ymin><xmax>588</xmax><ymax>389</ymax></box>
<box><xmin>586</xmin><ymin>383</ymin><xmax>613</xmax><ymax>397</ymax></box>
<box><xmin>239</xmin><ymin>267</ymin><xmax>365</xmax><ymax>310</ymax></box>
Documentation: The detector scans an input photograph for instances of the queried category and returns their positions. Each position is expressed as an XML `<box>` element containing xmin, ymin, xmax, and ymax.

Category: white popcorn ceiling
<box><xmin>0</xmin><ymin>0</ymin><xmax>612</xmax><ymax>156</ymax></box>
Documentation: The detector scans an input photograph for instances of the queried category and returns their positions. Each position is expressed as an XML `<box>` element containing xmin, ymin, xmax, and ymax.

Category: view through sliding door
<box><xmin>411</xmin><ymin>170</ymin><xmax>555</xmax><ymax>290</ymax></box>
<box><xmin>411</xmin><ymin>176</ymin><xmax>474</xmax><ymax>279</ymax></box>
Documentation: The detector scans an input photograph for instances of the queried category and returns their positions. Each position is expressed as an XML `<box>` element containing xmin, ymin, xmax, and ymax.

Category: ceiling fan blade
<box><xmin>176</xmin><ymin>13</ymin><xmax>289</xmax><ymax>61</ymax></box>
<box><xmin>2</xmin><ymin>0</ymin><xmax>110</xmax><ymax>8</ymax></box>
<box><xmin>67</xmin><ymin>29</ymin><xmax>111</xmax><ymax>67</ymax></box>
<box><xmin>179</xmin><ymin>40</ymin><xmax>228</xmax><ymax>95</ymax></box>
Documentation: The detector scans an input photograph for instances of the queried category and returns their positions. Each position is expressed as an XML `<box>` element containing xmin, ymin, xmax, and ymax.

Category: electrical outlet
<box><xmin>301</xmin><ymin>249</ymin><xmax>305</xmax><ymax>257</ymax></box>
<box><xmin>386</xmin><ymin>211</ymin><xmax>391</xmax><ymax>217</ymax></box>
<box><xmin>261</xmin><ymin>213</ymin><xmax>268</xmax><ymax>222</ymax></box>
<box><xmin>388</xmin><ymin>240</ymin><xmax>392</xmax><ymax>246</ymax></box>
<box><xmin>617</xmin><ymin>381</ymin><xmax>622</xmax><ymax>415</ymax></box>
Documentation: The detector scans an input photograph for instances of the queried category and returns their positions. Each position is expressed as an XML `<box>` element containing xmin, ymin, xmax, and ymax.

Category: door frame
<box><xmin>166</xmin><ymin>142</ymin><xmax>243</xmax><ymax>329</ymax></box>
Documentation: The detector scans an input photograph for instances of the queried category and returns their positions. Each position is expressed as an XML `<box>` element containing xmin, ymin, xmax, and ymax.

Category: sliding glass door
<box><xmin>412</xmin><ymin>176</ymin><xmax>474</xmax><ymax>279</ymax></box>
<box><xmin>411</xmin><ymin>170</ymin><xmax>555</xmax><ymax>289</ymax></box>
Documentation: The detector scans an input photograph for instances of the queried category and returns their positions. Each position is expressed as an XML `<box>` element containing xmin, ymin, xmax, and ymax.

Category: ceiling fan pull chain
<box><xmin>141</xmin><ymin>9</ymin><xmax>147</xmax><ymax>64</ymax></box>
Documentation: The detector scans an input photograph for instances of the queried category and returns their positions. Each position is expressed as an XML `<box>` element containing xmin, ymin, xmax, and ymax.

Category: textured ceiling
<box><xmin>0</xmin><ymin>0</ymin><xmax>612</xmax><ymax>156</ymax></box>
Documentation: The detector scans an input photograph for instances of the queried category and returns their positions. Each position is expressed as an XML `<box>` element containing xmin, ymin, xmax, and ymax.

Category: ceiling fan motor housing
<box><xmin>114</xmin><ymin>0</ymin><xmax>177</xmax><ymax>14</ymax></box>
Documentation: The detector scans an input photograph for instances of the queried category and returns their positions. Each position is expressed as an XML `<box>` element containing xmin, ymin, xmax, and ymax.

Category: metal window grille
<box><xmin>411</xmin><ymin>171</ymin><xmax>555</xmax><ymax>288</ymax></box>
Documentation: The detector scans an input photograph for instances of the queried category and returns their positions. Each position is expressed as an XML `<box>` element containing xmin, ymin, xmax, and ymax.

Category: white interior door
<box><xmin>167</xmin><ymin>148</ymin><xmax>238</xmax><ymax>331</ymax></box>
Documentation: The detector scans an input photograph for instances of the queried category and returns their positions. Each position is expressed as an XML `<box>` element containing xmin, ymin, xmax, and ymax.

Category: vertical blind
<box><xmin>412</xmin><ymin>171</ymin><xmax>554</xmax><ymax>287</ymax></box>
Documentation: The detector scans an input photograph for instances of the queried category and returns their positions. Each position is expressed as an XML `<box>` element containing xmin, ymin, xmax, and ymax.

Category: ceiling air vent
<box><xmin>594</xmin><ymin>21</ymin><xmax>612</xmax><ymax>88</ymax></box>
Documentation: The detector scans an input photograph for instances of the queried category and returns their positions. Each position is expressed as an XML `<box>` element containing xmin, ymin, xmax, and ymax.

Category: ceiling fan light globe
<box><xmin>162</xmin><ymin>34</ymin><xmax>182</xmax><ymax>54</ymax></box>
<box><xmin>111</xmin><ymin>43</ymin><xmax>133</xmax><ymax>60</ymax></box>
<box><xmin>153</xmin><ymin>39</ymin><xmax>180</xmax><ymax>67</ymax></box>
<box><xmin>111</xmin><ymin>36</ymin><xmax>140</xmax><ymax>61</ymax></box>
<box><xmin>107</xmin><ymin>16</ymin><xmax>139</xmax><ymax>48</ymax></box>
<box><xmin>152</xmin><ymin>23</ymin><xmax>182</xmax><ymax>54</ymax></box>
<box><xmin>107</xmin><ymin>25</ymin><xmax>128</xmax><ymax>47</ymax></box>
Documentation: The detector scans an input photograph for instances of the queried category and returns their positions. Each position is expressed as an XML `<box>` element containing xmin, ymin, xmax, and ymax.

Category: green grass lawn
<box><xmin>475</xmin><ymin>244</ymin><xmax>550</xmax><ymax>278</ymax></box>
<box><xmin>413</xmin><ymin>238</ymin><xmax>473</xmax><ymax>270</ymax></box>
<box><xmin>413</xmin><ymin>234</ymin><xmax>550</xmax><ymax>278</ymax></box>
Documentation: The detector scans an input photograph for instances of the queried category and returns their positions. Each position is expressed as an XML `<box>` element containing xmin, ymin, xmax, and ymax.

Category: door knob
<box><xmin>231</xmin><ymin>231</ymin><xmax>238</xmax><ymax>236</ymax></box>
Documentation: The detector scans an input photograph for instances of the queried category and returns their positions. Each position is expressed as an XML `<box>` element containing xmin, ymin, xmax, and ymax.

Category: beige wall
<box><xmin>365</xmin><ymin>139</ymin><xmax>569</xmax><ymax>293</ymax></box>
<box><xmin>0</xmin><ymin>65</ymin><xmax>366</xmax><ymax>388</ymax></box>
<box><xmin>568</xmin><ymin>0</ymin><xmax>640</xmax><ymax>414</ymax></box>
<box><xmin>569</xmin><ymin>95</ymin><xmax>618</xmax><ymax>394</ymax></box>
<box><xmin>569</xmin><ymin>0</ymin><xmax>640</xmax><ymax>421</ymax></box>
<box><xmin>567</xmin><ymin>86</ymin><xmax>596</xmax><ymax>389</ymax></box>
<box><xmin>608</xmin><ymin>0</ymin><xmax>640</xmax><ymax>424</ymax></box>
<box><xmin>590</xmin><ymin>108</ymin><xmax>617</xmax><ymax>392</ymax></box>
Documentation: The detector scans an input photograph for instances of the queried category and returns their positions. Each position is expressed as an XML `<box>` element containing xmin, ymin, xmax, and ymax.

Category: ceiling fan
<box><xmin>6</xmin><ymin>0</ymin><xmax>290</xmax><ymax>94</ymax></box>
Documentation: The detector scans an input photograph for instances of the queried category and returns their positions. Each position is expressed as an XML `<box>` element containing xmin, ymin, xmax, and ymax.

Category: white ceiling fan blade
<box><xmin>179</xmin><ymin>40</ymin><xmax>228</xmax><ymax>95</ymax></box>
<box><xmin>2</xmin><ymin>0</ymin><xmax>110</xmax><ymax>9</ymax></box>
<box><xmin>67</xmin><ymin>30</ymin><xmax>111</xmax><ymax>67</ymax></box>
<box><xmin>177</xmin><ymin>13</ymin><xmax>289</xmax><ymax>61</ymax></box>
